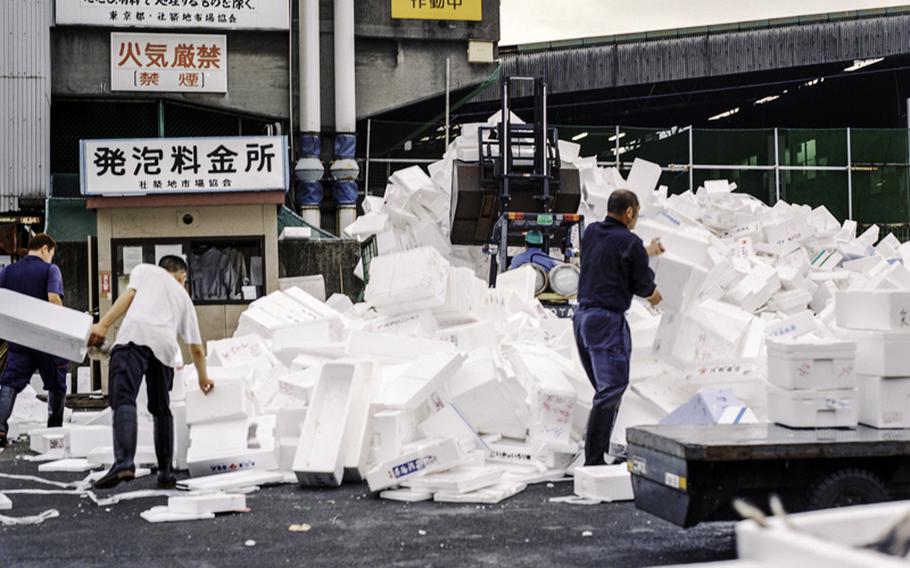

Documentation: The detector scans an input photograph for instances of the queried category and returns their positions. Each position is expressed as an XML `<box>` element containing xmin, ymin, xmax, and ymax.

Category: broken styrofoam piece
<box><xmin>176</xmin><ymin>470</ymin><xmax>287</xmax><ymax>492</ymax></box>
<box><xmin>0</xmin><ymin>289</ymin><xmax>93</xmax><ymax>362</ymax></box>
<box><xmin>372</xmin><ymin>353</ymin><xmax>466</xmax><ymax>410</ymax></box>
<box><xmin>294</xmin><ymin>362</ymin><xmax>360</xmax><ymax>487</ymax></box>
<box><xmin>835</xmin><ymin>290</ymin><xmax>910</xmax><ymax>331</ymax></box>
<box><xmin>85</xmin><ymin>445</ymin><xmax>157</xmax><ymax>467</ymax></box>
<box><xmin>185</xmin><ymin>378</ymin><xmax>252</xmax><ymax>426</ymax></box>
<box><xmin>140</xmin><ymin>506</ymin><xmax>216</xmax><ymax>523</ymax></box>
<box><xmin>379</xmin><ymin>488</ymin><xmax>434</xmax><ymax>503</ymax></box>
<box><xmin>168</xmin><ymin>493</ymin><xmax>247</xmax><ymax>515</ymax></box>
<box><xmin>767</xmin><ymin>384</ymin><xmax>858</xmax><ymax>429</ymax></box>
<box><xmin>0</xmin><ymin>494</ymin><xmax>10</xmax><ymax>511</ymax></box>
<box><xmin>365</xmin><ymin>438</ymin><xmax>462</xmax><ymax>492</ymax></box>
<box><xmin>573</xmin><ymin>465</ymin><xmax>634</xmax><ymax>502</ymax></box>
<box><xmin>37</xmin><ymin>459</ymin><xmax>101</xmax><ymax>473</ymax></box>
<box><xmin>433</xmin><ymin>480</ymin><xmax>528</xmax><ymax>504</ymax></box>
<box><xmin>341</xmin><ymin>362</ymin><xmax>378</xmax><ymax>478</ymax></box>
<box><xmin>404</xmin><ymin>466</ymin><xmax>503</xmax><ymax>494</ymax></box>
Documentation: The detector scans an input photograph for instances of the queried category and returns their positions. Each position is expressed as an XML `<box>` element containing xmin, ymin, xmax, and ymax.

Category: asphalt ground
<box><xmin>0</xmin><ymin>443</ymin><xmax>736</xmax><ymax>568</ymax></box>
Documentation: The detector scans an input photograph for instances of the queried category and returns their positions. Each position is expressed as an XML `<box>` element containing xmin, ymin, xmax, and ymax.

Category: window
<box><xmin>112</xmin><ymin>236</ymin><xmax>265</xmax><ymax>305</ymax></box>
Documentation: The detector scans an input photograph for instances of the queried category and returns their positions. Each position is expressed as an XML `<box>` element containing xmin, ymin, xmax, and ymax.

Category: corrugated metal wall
<box><xmin>484</xmin><ymin>14</ymin><xmax>910</xmax><ymax>100</ymax></box>
<box><xmin>0</xmin><ymin>0</ymin><xmax>51</xmax><ymax>213</ymax></box>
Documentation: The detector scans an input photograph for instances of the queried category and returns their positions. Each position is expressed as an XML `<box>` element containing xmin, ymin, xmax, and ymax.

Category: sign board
<box><xmin>80</xmin><ymin>136</ymin><xmax>289</xmax><ymax>196</ymax></box>
<box><xmin>391</xmin><ymin>0</ymin><xmax>482</xmax><ymax>21</ymax></box>
<box><xmin>56</xmin><ymin>0</ymin><xmax>290</xmax><ymax>30</ymax></box>
<box><xmin>111</xmin><ymin>33</ymin><xmax>227</xmax><ymax>93</ymax></box>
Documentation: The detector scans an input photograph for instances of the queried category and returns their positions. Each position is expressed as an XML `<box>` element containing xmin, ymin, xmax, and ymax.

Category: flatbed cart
<box><xmin>626</xmin><ymin>423</ymin><xmax>910</xmax><ymax>528</ymax></box>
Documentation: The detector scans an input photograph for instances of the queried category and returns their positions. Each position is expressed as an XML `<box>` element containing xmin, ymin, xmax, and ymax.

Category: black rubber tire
<box><xmin>809</xmin><ymin>468</ymin><xmax>889</xmax><ymax>510</ymax></box>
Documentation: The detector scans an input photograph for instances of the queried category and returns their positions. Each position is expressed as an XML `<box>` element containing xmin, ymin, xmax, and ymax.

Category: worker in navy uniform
<box><xmin>575</xmin><ymin>190</ymin><xmax>664</xmax><ymax>465</ymax></box>
<box><xmin>89</xmin><ymin>255</ymin><xmax>214</xmax><ymax>490</ymax></box>
<box><xmin>0</xmin><ymin>234</ymin><xmax>68</xmax><ymax>447</ymax></box>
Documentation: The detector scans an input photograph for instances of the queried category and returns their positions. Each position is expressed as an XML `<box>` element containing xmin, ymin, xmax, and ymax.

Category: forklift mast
<box><xmin>478</xmin><ymin>76</ymin><xmax>584</xmax><ymax>287</ymax></box>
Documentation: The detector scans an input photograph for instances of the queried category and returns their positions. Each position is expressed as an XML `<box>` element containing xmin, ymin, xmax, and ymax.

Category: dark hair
<box><xmin>607</xmin><ymin>189</ymin><xmax>640</xmax><ymax>216</ymax></box>
<box><xmin>158</xmin><ymin>255</ymin><xmax>188</xmax><ymax>273</ymax></box>
<box><xmin>27</xmin><ymin>233</ymin><xmax>57</xmax><ymax>252</ymax></box>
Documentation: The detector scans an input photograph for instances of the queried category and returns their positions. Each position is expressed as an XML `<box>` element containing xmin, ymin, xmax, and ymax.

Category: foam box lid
<box><xmin>766</xmin><ymin>338</ymin><xmax>856</xmax><ymax>358</ymax></box>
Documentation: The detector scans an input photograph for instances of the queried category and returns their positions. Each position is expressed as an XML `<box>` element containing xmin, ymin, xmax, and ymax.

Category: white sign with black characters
<box><xmin>56</xmin><ymin>0</ymin><xmax>290</xmax><ymax>31</ymax></box>
<box><xmin>111</xmin><ymin>33</ymin><xmax>227</xmax><ymax>93</ymax></box>
<box><xmin>80</xmin><ymin>136</ymin><xmax>289</xmax><ymax>196</ymax></box>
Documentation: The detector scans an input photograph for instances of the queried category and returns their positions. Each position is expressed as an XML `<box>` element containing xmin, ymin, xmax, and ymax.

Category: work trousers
<box><xmin>573</xmin><ymin>306</ymin><xmax>632</xmax><ymax>410</ymax></box>
<box><xmin>108</xmin><ymin>343</ymin><xmax>174</xmax><ymax>418</ymax></box>
<box><xmin>0</xmin><ymin>345</ymin><xmax>67</xmax><ymax>393</ymax></box>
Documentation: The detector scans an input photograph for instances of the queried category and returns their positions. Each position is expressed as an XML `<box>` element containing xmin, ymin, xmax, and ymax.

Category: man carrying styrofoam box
<box><xmin>575</xmin><ymin>189</ymin><xmax>664</xmax><ymax>467</ymax></box>
<box><xmin>88</xmin><ymin>255</ymin><xmax>215</xmax><ymax>490</ymax></box>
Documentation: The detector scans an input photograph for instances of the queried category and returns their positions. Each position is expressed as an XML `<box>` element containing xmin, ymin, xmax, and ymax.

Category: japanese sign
<box><xmin>56</xmin><ymin>0</ymin><xmax>290</xmax><ymax>31</ymax></box>
<box><xmin>111</xmin><ymin>33</ymin><xmax>227</xmax><ymax>93</ymax></box>
<box><xmin>391</xmin><ymin>0</ymin><xmax>481</xmax><ymax>21</ymax></box>
<box><xmin>80</xmin><ymin>136</ymin><xmax>289</xmax><ymax>196</ymax></box>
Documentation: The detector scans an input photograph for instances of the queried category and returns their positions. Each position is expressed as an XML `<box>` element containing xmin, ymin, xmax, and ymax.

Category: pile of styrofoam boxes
<box><xmin>834</xmin><ymin>290</ymin><xmax>910</xmax><ymax>428</ymax></box>
<box><xmin>765</xmin><ymin>336</ymin><xmax>858</xmax><ymax>428</ymax></box>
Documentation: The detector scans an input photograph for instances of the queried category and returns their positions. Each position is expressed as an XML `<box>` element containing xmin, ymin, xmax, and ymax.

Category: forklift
<box><xmin>450</xmin><ymin>76</ymin><xmax>584</xmax><ymax>318</ymax></box>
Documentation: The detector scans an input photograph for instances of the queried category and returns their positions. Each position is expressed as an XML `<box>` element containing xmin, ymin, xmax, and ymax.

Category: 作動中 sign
<box><xmin>56</xmin><ymin>0</ymin><xmax>290</xmax><ymax>31</ymax></box>
<box><xmin>391</xmin><ymin>0</ymin><xmax>482</xmax><ymax>21</ymax></box>
<box><xmin>111</xmin><ymin>33</ymin><xmax>227</xmax><ymax>93</ymax></box>
<box><xmin>80</xmin><ymin>136</ymin><xmax>289</xmax><ymax>196</ymax></box>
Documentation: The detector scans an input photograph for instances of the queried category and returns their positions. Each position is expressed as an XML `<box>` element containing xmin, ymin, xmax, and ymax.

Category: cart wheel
<box><xmin>809</xmin><ymin>468</ymin><xmax>889</xmax><ymax>510</ymax></box>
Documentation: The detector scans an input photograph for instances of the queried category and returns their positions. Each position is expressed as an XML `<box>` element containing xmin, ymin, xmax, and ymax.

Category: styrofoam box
<box><xmin>186</xmin><ymin>415</ymin><xmax>278</xmax><ymax>477</ymax></box>
<box><xmin>365</xmin><ymin>437</ymin><xmax>462</xmax><ymax>492</ymax></box>
<box><xmin>766</xmin><ymin>339</ymin><xmax>856</xmax><ymax>390</ymax></box>
<box><xmin>858</xmin><ymin>375</ymin><xmax>910</xmax><ymax>429</ymax></box>
<box><xmin>573</xmin><ymin>465</ymin><xmax>634</xmax><ymax>502</ymax></box>
<box><xmin>67</xmin><ymin>425</ymin><xmax>113</xmax><ymax>458</ymax></box>
<box><xmin>293</xmin><ymin>363</ymin><xmax>359</xmax><ymax>487</ymax></box>
<box><xmin>832</xmin><ymin>327</ymin><xmax>910</xmax><ymax>376</ymax></box>
<box><xmin>835</xmin><ymin>290</ymin><xmax>910</xmax><ymax>331</ymax></box>
<box><xmin>651</xmin><ymin>253</ymin><xmax>708</xmax><ymax>312</ymax></box>
<box><xmin>737</xmin><ymin>500</ymin><xmax>910</xmax><ymax>568</ymax></box>
<box><xmin>767</xmin><ymin>384</ymin><xmax>858</xmax><ymax>428</ymax></box>
<box><xmin>0</xmin><ymin>289</ymin><xmax>92</xmax><ymax>362</ymax></box>
<box><xmin>185</xmin><ymin>377</ymin><xmax>251</xmax><ymax>426</ymax></box>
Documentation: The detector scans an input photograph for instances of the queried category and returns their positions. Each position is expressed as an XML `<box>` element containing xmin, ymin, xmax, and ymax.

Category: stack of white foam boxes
<box><xmin>834</xmin><ymin>290</ymin><xmax>910</xmax><ymax>429</ymax></box>
<box><xmin>766</xmin><ymin>336</ymin><xmax>858</xmax><ymax>428</ymax></box>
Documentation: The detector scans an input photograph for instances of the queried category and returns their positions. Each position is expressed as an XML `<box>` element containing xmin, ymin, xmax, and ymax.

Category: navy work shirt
<box><xmin>0</xmin><ymin>255</ymin><xmax>65</xmax><ymax>301</ymax></box>
<box><xmin>576</xmin><ymin>217</ymin><xmax>656</xmax><ymax>312</ymax></box>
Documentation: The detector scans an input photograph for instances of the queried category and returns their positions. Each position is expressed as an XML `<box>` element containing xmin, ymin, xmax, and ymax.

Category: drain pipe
<box><xmin>294</xmin><ymin>0</ymin><xmax>324</xmax><ymax>228</ymax></box>
<box><xmin>331</xmin><ymin>0</ymin><xmax>359</xmax><ymax>233</ymax></box>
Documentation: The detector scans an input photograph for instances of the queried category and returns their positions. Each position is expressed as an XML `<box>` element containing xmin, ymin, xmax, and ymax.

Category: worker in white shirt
<box><xmin>89</xmin><ymin>255</ymin><xmax>215</xmax><ymax>490</ymax></box>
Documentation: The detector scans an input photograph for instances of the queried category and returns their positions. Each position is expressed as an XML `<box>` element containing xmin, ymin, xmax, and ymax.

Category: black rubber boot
<box><xmin>0</xmin><ymin>386</ymin><xmax>17</xmax><ymax>448</ymax></box>
<box><xmin>94</xmin><ymin>406</ymin><xmax>137</xmax><ymax>490</ymax></box>
<box><xmin>154</xmin><ymin>415</ymin><xmax>176</xmax><ymax>489</ymax></box>
<box><xmin>584</xmin><ymin>404</ymin><xmax>620</xmax><ymax>466</ymax></box>
<box><xmin>46</xmin><ymin>390</ymin><xmax>66</xmax><ymax>428</ymax></box>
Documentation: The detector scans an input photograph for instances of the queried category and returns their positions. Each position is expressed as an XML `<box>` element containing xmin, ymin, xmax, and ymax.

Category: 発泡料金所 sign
<box><xmin>391</xmin><ymin>0</ymin><xmax>481</xmax><ymax>21</ymax></box>
<box><xmin>56</xmin><ymin>0</ymin><xmax>290</xmax><ymax>30</ymax></box>
<box><xmin>111</xmin><ymin>33</ymin><xmax>227</xmax><ymax>93</ymax></box>
<box><xmin>80</xmin><ymin>136</ymin><xmax>289</xmax><ymax>196</ymax></box>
